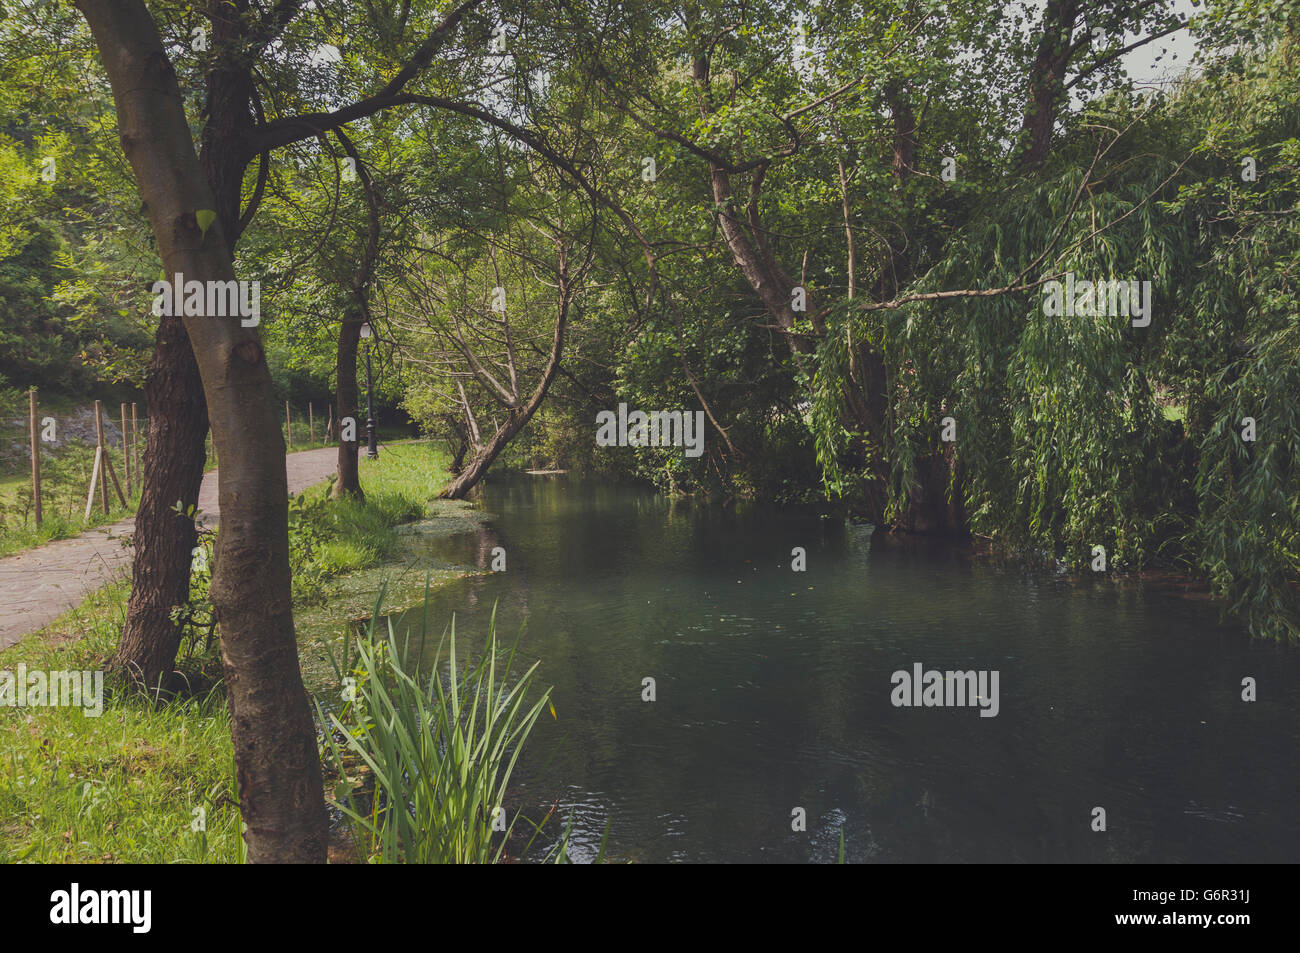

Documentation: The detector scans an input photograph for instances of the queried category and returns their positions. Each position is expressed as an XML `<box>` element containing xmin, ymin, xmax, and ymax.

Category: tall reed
<box><xmin>318</xmin><ymin>588</ymin><xmax>552</xmax><ymax>863</ymax></box>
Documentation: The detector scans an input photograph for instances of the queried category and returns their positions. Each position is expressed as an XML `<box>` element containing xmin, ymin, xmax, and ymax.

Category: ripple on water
<box><xmin>385</xmin><ymin>475</ymin><xmax>1300</xmax><ymax>863</ymax></box>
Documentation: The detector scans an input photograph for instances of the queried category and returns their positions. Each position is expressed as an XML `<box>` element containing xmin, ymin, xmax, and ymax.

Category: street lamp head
<box><xmin>359</xmin><ymin>322</ymin><xmax>372</xmax><ymax>339</ymax></box>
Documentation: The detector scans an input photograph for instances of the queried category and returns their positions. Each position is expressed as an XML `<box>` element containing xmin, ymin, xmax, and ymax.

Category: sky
<box><xmin>1119</xmin><ymin>0</ymin><xmax>1203</xmax><ymax>88</ymax></box>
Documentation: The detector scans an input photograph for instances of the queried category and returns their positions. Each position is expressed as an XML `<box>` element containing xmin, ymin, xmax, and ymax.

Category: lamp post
<box><xmin>360</xmin><ymin>321</ymin><xmax>378</xmax><ymax>459</ymax></box>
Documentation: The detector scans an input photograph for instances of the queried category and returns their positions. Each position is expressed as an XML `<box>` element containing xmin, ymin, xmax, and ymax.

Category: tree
<box><xmin>331</xmin><ymin>129</ymin><xmax>382</xmax><ymax>499</ymax></box>
<box><xmin>391</xmin><ymin>153</ymin><xmax>596</xmax><ymax>498</ymax></box>
<box><xmin>1016</xmin><ymin>0</ymin><xmax>1187</xmax><ymax>169</ymax></box>
<box><xmin>105</xmin><ymin>0</ymin><xmax>490</xmax><ymax>687</ymax></box>
<box><xmin>75</xmin><ymin>0</ymin><xmax>327</xmax><ymax>862</ymax></box>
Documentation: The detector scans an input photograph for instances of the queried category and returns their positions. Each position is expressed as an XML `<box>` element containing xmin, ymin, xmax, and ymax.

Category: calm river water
<box><xmin>395</xmin><ymin>475</ymin><xmax>1300</xmax><ymax>863</ymax></box>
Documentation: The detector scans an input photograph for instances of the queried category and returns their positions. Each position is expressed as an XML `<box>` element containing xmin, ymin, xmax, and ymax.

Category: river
<box><xmin>393</xmin><ymin>474</ymin><xmax>1300</xmax><ymax>863</ymax></box>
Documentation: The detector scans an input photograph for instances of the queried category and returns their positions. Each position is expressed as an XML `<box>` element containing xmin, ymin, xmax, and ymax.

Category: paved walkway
<box><xmin>0</xmin><ymin>446</ymin><xmax>340</xmax><ymax>649</ymax></box>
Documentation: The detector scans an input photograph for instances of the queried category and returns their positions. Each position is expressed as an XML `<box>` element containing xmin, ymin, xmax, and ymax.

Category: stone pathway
<box><xmin>0</xmin><ymin>446</ymin><xmax>340</xmax><ymax>649</ymax></box>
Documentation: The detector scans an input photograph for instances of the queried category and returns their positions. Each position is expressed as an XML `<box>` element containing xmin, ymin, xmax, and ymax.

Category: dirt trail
<box><xmin>0</xmin><ymin>446</ymin><xmax>339</xmax><ymax>649</ymax></box>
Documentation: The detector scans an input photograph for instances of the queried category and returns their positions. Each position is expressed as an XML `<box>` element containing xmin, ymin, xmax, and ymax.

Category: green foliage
<box><xmin>0</xmin><ymin>225</ymin><xmax>84</xmax><ymax>391</ymax></box>
<box><xmin>0</xmin><ymin>445</ymin><xmax>453</xmax><ymax>863</ymax></box>
<box><xmin>0</xmin><ymin>439</ymin><xmax>135</xmax><ymax>557</ymax></box>
<box><xmin>0</xmin><ymin>584</ymin><xmax>242</xmax><ymax>864</ymax></box>
<box><xmin>319</xmin><ymin>595</ymin><xmax>553</xmax><ymax>864</ymax></box>
<box><xmin>1</xmin><ymin>0</ymin><xmax>1294</xmax><ymax>641</ymax></box>
<box><xmin>808</xmin><ymin>36</ymin><xmax>1300</xmax><ymax>638</ymax></box>
<box><xmin>0</xmin><ymin>5</ymin><xmax>154</xmax><ymax>398</ymax></box>
<box><xmin>171</xmin><ymin>522</ymin><xmax>217</xmax><ymax>668</ymax></box>
<box><xmin>169</xmin><ymin>445</ymin><xmax>444</xmax><ymax>670</ymax></box>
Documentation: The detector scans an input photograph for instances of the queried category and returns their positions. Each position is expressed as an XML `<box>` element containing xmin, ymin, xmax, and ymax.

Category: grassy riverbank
<box><xmin>0</xmin><ymin>443</ymin><xmax>494</xmax><ymax>863</ymax></box>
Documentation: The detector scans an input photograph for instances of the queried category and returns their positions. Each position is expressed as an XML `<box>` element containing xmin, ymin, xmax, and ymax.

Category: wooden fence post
<box><xmin>84</xmin><ymin>444</ymin><xmax>102</xmax><ymax>520</ymax></box>
<box><xmin>105</xmin><ymin>444</ymin><xmax>127</xmax><ymax>507</ymax></box>
<box><xmin>120</xmin><ymin>402</ymin><xmax>131</xmax><ymax>496</ymax></box>
<box><xmin>286</xmin><ymin>400</ymin><xmax>293</xmax><ymax>448</ymax></box>
<box><xmin>308</xmin><ymin>401</ymin><xmax>315</xmax><ymax>444</ymax></box>
<box><xmin>29</xmin><ymin>387</ymin><xmax>41</xmax><ymax>527</ymax></box>
<box><xmin>131</xmin><ymin>403</ymin><xmax>139</xmax><ymax>478</ymax></box>
<box><xmin>94</xmin><ymin>399</ymin><xmax>127</xmax><ymax>509</ymax></box>
<box><xmin>94</xmin><ymin>400</ymin><xmax>109</xmax><ymax>513</ymax></box>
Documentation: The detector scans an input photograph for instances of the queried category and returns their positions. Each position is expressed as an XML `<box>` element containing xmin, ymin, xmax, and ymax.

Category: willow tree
<box><xmin>573</xmin><ymin>0</ymin><xmax>1017</xmax><ymax>521</ymax></box>
<box><xmin>565</xmin><ymin>0</ymin><xmax>1189</xmax><ymax>526</ymax></box>
<box><xmin>821</xmin><ymin>12</ymin><xmax>1300</xmax><ymax>639</ymax></box>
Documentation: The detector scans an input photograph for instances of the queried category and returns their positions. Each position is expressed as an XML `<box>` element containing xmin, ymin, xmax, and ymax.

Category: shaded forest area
<box><xmin>0</xmin><ymin>0</ymin><xmax>1296</xmax><ymax>862</ymax></box>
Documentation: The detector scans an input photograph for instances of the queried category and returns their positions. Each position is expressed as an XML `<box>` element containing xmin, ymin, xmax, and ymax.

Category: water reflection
<box><xmin>390</xmin><ymin>474</ymin><xmax>1300</xmax><ymax>863</ymax></box>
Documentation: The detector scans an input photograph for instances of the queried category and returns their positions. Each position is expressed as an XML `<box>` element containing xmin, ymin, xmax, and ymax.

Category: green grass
<box><xmin>0</xmin><ymin>584</ymin><xmax>242</xmax><ymax>863</ymax></box>
<box><xmin>0</xmin><ymin>442</ymin><xmax>139</xmax><ymax>558</ymax></box>
<box><xmin>301</xmin><ymin>441</ymin><xmax>448</xmax><ymax>505</ymax></box>
<box><xmin>0</xmin><ymin>440</ymin><xmax>432</xmax><ymax>561</ymax></box>
<box><xmin>315</xmin><ymin>539</ymin><xmax>378</xmax><ymax>575</ymax></box>
<box><xmin>319</xmin><ymin>592</ymin><xmax>556</xmax><ymax>864</ymax></box>
<box><xmin>0</xmin><ymin>441</ymin><xmax>459</xmax><ymax>863</ymax></box>
<box><xmin>288</xmin><ymin>444</ymin><xmax>449</xmax><ymax>600</ymax></box>
<box><xmin>0</xmin><ymin>499</ymin><xmax>137</xmax><ymax>559</ymax></box>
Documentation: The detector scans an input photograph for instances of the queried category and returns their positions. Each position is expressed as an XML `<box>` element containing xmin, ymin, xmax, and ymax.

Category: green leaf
<box><xmin>195</xmin><ymin>208</ymin><xmax>217</xmax><ymax>238</ymax></box>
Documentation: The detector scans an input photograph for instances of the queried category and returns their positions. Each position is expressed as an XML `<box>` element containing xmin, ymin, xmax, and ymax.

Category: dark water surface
<box><xmin>395</xmin><ymin>475</ymin><xmax>1300</xmax><ymax>863</ymax></box>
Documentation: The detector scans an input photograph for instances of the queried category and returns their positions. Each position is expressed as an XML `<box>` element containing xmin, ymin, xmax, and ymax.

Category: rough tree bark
<box><xmin>113</xmin><ymin>0</ymin><xmax>255</xmax><ymax>687</ymax></box>
<box><xmin>1018</xmin><ymin>0</ymin><xmax>1081</xmax><ymax>169</ymax></box>
<box><xmin>334</xmin><ymin>312</ymin><xmax>365</xmax><ymax>498</ymax></box>
<box><xmin>114</xmin><ymin>315</ymin><xmax>207</xmax><ymax>690</ymax></box>
<box><xmin>76</xmin><ymin>0</ymin><xmax>327</xmax><ymax>863</ymax></box>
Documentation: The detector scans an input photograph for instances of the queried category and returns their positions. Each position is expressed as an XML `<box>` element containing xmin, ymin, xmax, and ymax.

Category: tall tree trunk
<box><xmin>76</xmin><ymin>0</ymin><xmax>327</xmax><ymax>863</ymax></box>
<box><xmin>199</xmin><ymin>0</ymin><xmax>258</xmax><ymax>234</ymax></box>
<box><xmin>333</xmin><ymin>313</ymin><xmax>364</xmax><ymax>499</ymax></box>
<box><xmin>884</xmin><ymin>79</ymin><xmax>917</xmax><ymax>181</ymax></box>
<box><xmin>1018</xmin><ymin>0</ymin><xmax>1080</xmax><ymax>169</ymax></box>
<box><xmin>114</xmin><ymin>315</ymin><xmax>208</xmax><ymax>690</ymax></box>
<box><xmin>692</xmin><ymin>52</ymin><xmax>889</xmax><ymax>518</ymax></box>
<box><xmin>114</xmin><ymin>0</ymin><xmax>256</xmax><ymax>686</ymax></box>
<box><xmin>691</xmin><ymin>57</ymin><xmax>804</xmax><ymax>338</ymax></box>
<box><xmin>879</xmin><ymin>79</ymin><xmax>960</xmax><ymax>533</ymax></box>
<box><xmin>331</xmin><ymin>130</ymin><xmax>379</xmax><ymax>499</ymax></box>
<box><xmin>437</xmin><ymin>408</ymin><xmax>529</xmax><ymax>499</ymax></box>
